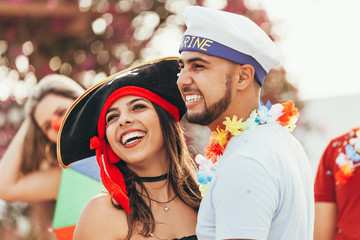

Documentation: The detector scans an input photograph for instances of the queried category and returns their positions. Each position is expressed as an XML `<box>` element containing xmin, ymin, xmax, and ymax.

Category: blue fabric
<box><xmin>69</xmin><ymin>156</ymin><xmax>101</xmax><ymax>182</ymax></box>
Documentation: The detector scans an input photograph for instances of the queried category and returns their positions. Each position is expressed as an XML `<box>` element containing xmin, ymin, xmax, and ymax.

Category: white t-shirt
<box><xmin>196</xmin><ymin>123</ymin><xmax>314</xmax><ymax>240</ymax></box>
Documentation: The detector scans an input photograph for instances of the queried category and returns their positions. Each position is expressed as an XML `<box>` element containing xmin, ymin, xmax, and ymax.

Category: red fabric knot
<box><xmin>90</xmin><ymin>136</ymin><xmax>105</xmax><ymax>150</ymax></box>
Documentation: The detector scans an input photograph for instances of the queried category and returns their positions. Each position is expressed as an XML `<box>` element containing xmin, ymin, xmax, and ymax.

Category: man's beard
<box><xmin>186</xmin><ymin>74</ymin><xmax>232</xmax><ymax>126</ymax></box>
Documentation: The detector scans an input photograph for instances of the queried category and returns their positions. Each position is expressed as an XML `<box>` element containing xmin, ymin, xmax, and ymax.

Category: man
<box><xmin>177</xmin><ymin>6</ymin><xmax>314</xmax><ymax>240</ymax></box>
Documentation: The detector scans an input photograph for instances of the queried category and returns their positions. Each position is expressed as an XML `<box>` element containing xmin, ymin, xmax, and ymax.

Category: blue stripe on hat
<box><xmin>179</xmin><ymin>35</ymin><xmax>267</xmax><ymax>85</ymax></box>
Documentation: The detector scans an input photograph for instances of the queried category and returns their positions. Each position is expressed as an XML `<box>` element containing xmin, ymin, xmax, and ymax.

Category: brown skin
<box><xmin>177</xmin><ymin>51</ymin><xmax>261</xmax><ymax>132</ymax></box>
<box><xmin>314</xmin><ymin>202</ymin><xmax>337</xmax><ymax>240</ymax></box>
<box><xmin>74</xmin><ymin>189</ymin><xmax>198</xmax><ymax>240</ymax></box>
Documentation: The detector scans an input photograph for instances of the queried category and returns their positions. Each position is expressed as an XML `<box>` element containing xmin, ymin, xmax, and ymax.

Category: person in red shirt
<box><xmin>314</xmin><ymin>127</ymin><xmax>360</xmax><ymax>240</ymax></box>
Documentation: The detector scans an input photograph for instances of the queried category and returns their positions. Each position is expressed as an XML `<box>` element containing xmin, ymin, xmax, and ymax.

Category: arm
<box><xmin>0</xmin><ymin>118</ymin><xmax>61</xmax><ymax>202</ymax></box>
<box><xmin>313</xmin><ymin>141</ymin><xmax>338</xmax><ymax>240</ymax></box>
<box><xmin>314</xmin><ymin>202</ymin><xmax>337</xmax><ymax>240</ymax></box>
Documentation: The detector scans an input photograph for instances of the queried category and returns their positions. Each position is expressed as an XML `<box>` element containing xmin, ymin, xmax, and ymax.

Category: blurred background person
<box><xmin>0</xmin><ymin>74</ymin><xmax>85</xmax><ymax>239</ymax></box>
<box><xmin>314</xmin><ymin>127</ymin><xmax>360</xmax><ymax>240</ymax></box>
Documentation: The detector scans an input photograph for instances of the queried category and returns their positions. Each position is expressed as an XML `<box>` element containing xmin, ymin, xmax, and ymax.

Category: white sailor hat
<box><xmin>179</xmin><ymin>6</ymin><xmax>281</xmax><ymax>86</ymax></box>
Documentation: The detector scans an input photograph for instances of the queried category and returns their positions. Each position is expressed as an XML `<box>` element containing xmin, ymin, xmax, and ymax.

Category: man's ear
<box><xmin>235</xmin><ymin>64</ymin><xmax>255</xmax><ymax>90</ymax></box>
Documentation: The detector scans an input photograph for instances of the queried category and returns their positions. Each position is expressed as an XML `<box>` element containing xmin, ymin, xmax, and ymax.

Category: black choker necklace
<box><xmin>138</xmin><ymin>173</ymin><xmax>168</xmax><ymax>182</ymax></box>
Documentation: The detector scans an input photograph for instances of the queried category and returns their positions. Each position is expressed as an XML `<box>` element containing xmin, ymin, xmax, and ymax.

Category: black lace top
<box><xmin>173</xmin><ymin>236</ymin><xmax>197</xmax><ymax>240</ymax></box>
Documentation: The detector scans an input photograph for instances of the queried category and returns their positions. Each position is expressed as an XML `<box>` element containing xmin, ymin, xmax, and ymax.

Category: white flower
<box><xmin>336</xmin><ymin>152</ymin><xmax>347</xmax><ymax>167</ymax></box>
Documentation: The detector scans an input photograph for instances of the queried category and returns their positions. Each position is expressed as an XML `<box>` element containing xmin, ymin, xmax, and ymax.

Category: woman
<box><xmin>0</xmin><ymin>74</ymin><xmax>85</xmax><ymax>239</ymax></box>
<box><xmin>57</xmin><ymin>57</ymin><xmax>201</xmax><ymax>239</ymax></box>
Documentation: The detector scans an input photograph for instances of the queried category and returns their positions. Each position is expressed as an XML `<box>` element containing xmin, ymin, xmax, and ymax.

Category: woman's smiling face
<box><xmin>105</xmin><ymin>95</ymin><xmax>166</xmax><ymax>170</ymax></box>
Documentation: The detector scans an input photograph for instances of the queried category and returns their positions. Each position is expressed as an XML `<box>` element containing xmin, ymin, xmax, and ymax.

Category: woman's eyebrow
<box><xmin>127</xmin><ymin>98</ymin><xmax>150</xmax><ymax>106</ymax></box>
<box><xmin>106</xmin><ymin>98</ymin><xmax>150</xmax><ymax>115</ymax></box>
<box><xmin>106</xmin><ymin>108</ymin><xmax>117</xmax><ymax>115</ymax></box>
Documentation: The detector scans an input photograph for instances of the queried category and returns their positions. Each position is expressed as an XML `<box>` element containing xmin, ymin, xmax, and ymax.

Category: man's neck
<box><xmin>208</xmin><ymin>97</ymin><xmax>260</xmax><ymax>132</ymax></box>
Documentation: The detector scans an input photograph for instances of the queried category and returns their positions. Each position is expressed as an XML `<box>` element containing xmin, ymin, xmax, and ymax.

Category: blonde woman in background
<box><xmin>0</xmin><ymin>74</ymin><xmax>85</xmax><ymax>239</ymax></box>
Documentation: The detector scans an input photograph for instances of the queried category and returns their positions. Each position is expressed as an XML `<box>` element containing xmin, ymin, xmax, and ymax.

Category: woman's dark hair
<box><xmin>112</xmin><ymin>102</ymin><xmax>201</xmax><ymax>239</ymax></box>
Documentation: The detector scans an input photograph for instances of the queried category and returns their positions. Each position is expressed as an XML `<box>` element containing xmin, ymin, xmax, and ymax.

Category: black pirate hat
<box><xmin>57</xmin><ymin>57</ymin><xmax>184</xmax><ymax>213</ymax></box>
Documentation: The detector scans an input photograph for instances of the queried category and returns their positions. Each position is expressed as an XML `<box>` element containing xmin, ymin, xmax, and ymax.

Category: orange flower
<box><xmin>211</xmin><ymin>127</ymin><xmax>230</xmax><ymax>147</ymax></box>
<box><xmin>335</xmin><ymin>164</ymin><xmax>354</xmax><ymax>184</ymax></box>
<box><xmin>205</xmin><ymin>142</ymin><xmax>225</xmax><ymax>163</ymax></box>
<box><xmin>277</xmin><ymin>100</ymin><xmax>298</xmax><ymax>126</ymax></box>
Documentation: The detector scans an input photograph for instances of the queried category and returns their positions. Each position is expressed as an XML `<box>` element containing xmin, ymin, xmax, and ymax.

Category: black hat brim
<box><xmin>57</xmin><ymin>57</ymin><xmax>184</xmax><ymax>167</ymax></box>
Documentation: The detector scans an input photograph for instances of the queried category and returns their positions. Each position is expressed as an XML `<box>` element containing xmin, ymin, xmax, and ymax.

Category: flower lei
<box><xmin>334</xmin><ymin>129</ymin><xmax>360</xmax><ymax>184</ymax></box>
<box><xmin>196</xmin><ymin>100</ymin><xmax>299</xmax><ymax>196</ymax></box>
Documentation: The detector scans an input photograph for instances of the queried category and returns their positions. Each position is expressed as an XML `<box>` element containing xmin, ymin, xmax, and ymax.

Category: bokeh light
<box><xmin>80</xmin><ymin>70</ymin><xmax>96</xmax><ymax>88</ymax></box>
<box><xmin>49</xmin><ymin>56</ymin><xmax>61</xmax><ymax>71</ymax></box>
<box><xmin>0</xmin><ymin>77</ymin><xmax>12</xmax><ymax>101</ymax></box>
<box><xmin>102</xmin><ymin>13</ymin><xmax>113</xmax><ymax>26</ymax></box>
<box><xmin>96</xmin><ymin>50</ymin><xmax>110</xmax><ymax>65</ymax></box>
<box><xmin>95</xmin><ymin>0</ymin><xmax>110</xmax><ymax>13</ymax></box>
<box><xmin>0</xmin><ymin>66</ymin><xmax>9</xmax><ymax>79</ymax></box>
<box><xmin>79</xmin><ymin>0</ymin><xmax>92</xmax><ymax>12</ymax></box>
<box><xmin>24</xmin><ymin>72</ymin><xmax>37</xmax><ymax>87</ymax></box>
<box><xmin>120</xmin><ymin>50</ymin><xmax>135</xmax><ymax>65</ymax></box>
<box><xmin>0</xmin><ymin>40</ymin><xmax>8</xmax><ymax>55</ymax></box>
<box><xmin>112</xmin><ymin>43</ymin><xmax>128</xmax><ymax>59</ymax></box>
<box><xmin>22</xmin><ymin>41</ymin><xmax>34</xmax><ymax>56</ymax></box>
<box><xmin>132</xmin><ymin>11</ymin><xmax>160</xmax><ymax>41</ymax></box>
<box><xmin>93</xmin><ymin>72</ymin><xmax>107</xmax><ymax>83</ymax></box>
<box><xmin>116</xmin><ymin>0</ymin><xmax>132</xmax><ymax>12</ymax></box>
<box><xmin>59</xmin><ymin>62</ymin><xmax>72</xmax><ymax>75</ymax></box>
<box><xmin>79</xmin><ymin>70</ymin><xmax>107</xmax><ymax>88</ymax></box>
<box><xmin>13</xmin><ymin>80</ymin><xmax>29</xmax><ymax>104</ymax></box>
<box><xmin>165</xmin><ymin>0</ymin><xmax>195</xmax><ymax>14</ymax></box>
<box><xmin>90</xmin><ymin>40</ymin><xmax>104</xmax><ymax>54</ymax></box>
<box><xmin>15</xmin><ymin>55</ymin><xmax>29</xmax><ymax>73</ymax></box>
<box><xmin>203</xmin><ymin>0</ymin><xmax>227</xmax><ymax>9</ymax></box>
<box><xmin>73</xmin><ymin>50</ymin><xmax>86</xmax><ymax>64</ymax></box>
<box><xmin>92</xmin><ymin>18</ymin><xmax>107</xmax><ymax>35</ymax></box>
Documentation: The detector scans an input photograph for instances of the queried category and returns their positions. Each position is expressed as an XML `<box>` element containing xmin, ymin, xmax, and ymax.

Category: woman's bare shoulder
<box><xmin>73</xmin><ymin>193</ymin><xmax>128</xmax><ymax>240</ymax></box>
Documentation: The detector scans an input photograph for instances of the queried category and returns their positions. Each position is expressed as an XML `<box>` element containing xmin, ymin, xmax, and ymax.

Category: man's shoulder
<box><xmin>231</xmin><ymin>123</ymin><xmax>291</xmax><ymax>145</ymax></box>
<box><xmin>225</xmin><ymin>123</ymin><xmax>306</xmax><ymax>165</ymax></box>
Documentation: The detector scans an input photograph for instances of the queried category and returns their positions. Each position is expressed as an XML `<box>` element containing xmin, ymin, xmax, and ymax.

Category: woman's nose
<box><xmin>118</xmin><ymin>114</ymin><xmax>133</xmax><ymax>127</ymax></box>
<box><xmin>51</xmin><ymin>117</ymin><xmax>63</xmax><ymax>132</ymax></box>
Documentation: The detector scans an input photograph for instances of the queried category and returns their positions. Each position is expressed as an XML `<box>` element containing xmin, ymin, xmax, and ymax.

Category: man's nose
<box><xmin>177</xmin><ymin>69</ymin><xmax>192</xmax><ymax>88</ymax></box>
